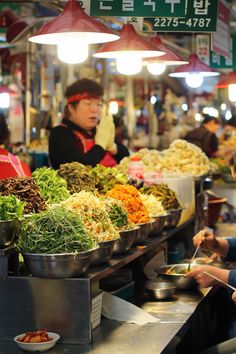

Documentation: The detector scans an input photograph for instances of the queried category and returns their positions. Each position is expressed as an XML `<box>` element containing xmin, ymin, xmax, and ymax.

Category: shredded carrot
<box><xmin>106</xmin><ymin>185</ymin><xmax>151</xmax><ymax>224</ymax></box>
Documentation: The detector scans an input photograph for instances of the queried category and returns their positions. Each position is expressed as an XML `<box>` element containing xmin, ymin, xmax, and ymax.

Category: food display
<box><xmin>17</xmin><ymin>329</ymin><xmax>52</xmax><ymax>343</ymax></box>
<box><xmin>140</xmin><ymin>184</ymin><xmax>180</xmax><ymax>211</ymax></box>
<box><xmin>103</xmin><ymin>197</ymin><xmax>134</xmax><ymax>230</ymax></box>
<box><xmin>90</xmin><ymin>165</ymin><xmax>128</xmax><ymax>194</ymax></box>
<box><xmin>106</xmin><ymin>184</ymin><xmax>151</xmax><ymax>224</ymax></box>
<box><xmin>0</xmin><ymin>177</ymin><xmax>47</xmax><ymax>214</ymax></box>
<box><xmin>58</xmin><ymin>162</ymin><xmax>97</xmax><ymax>193</ymax></box>
<box><xmin>0</xmin><ymin>195</ymin><xmax>24</xmax><ymax>220</ymax></box>
<box><xmin>118</xmin><ymin>139</ymin><xmax>210</xmax><ymax>177</ymax></box>
<box><xmin>32</xmin><ymin>167</ymin><xmax>70</xmax><ymax>204</ymax></box>
<box><xmin>62</xmin><ymin>192</ymin><xmax>119</xmax><ymax>242</ymax></box>
<box><xmin>17</xmin><ymin>205</ymin><xmax>96</xmax><ymax>254</ymax></box>
<box><xmin>139</xmin><ymin>193</ymin><xmax>167</xmax><ymax>216</ymax></box>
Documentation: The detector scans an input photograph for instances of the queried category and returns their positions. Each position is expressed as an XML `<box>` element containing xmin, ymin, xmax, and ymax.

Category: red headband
<box><xmin>67</xmin><ymin>92</ymin><xmax>100</xmax><ymax>104</ymax></box>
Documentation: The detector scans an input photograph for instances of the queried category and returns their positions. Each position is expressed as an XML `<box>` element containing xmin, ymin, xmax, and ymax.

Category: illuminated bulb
<box><xmin>228</xmin><ymin>84</ymin><xmax>236</xmax><ymax>102</ymax></box>
<box><xmin>116</xmin><ymin>54</ymin><xmax>142</xmax><ymax>75</ymax></box>
<box><xmin>109</xmin><ymin>101</ymin><xmax>118</xmax><ymax>115</ymax></box>
<box><xmin>195</xmin><ymin>113</ymin><xmax>202</xmax><ymax>122</ymax></box>
<box><xmin>57</xmin><ymin>38</ymin><xmax>88</xmax><ymax>64</ymax></box>
<box><xmin>185</xmin><ymin>74</ymin><xmax>204</xmax><ymax>88</ymax></box>
<box><xmin>0</xmin><ymin>93</ymin><xmax>10</xmax><ymax>109</ymax></box>
<box><xmin>150</xmin><ymin>96</ymin><xmax>157</xmax><ymax>104</ymax></box>
<box><xmin>221</xmin><ymin>103</ymin><xmax>227</xmax><ymax>111</ymax></box>
<box><xmin>182</xmin><ymin>103</ymin><xmax>188</xmax><ymax>111</ymax></box>
<box><xmin>225</xmin><ymin>110</ymin><xmax>232</xmax><ymax>120</ymax></box>
<box><xmin>147</xmin><ymin>62</ymin><xmax>166</xmax><ymax>75</ymax></box>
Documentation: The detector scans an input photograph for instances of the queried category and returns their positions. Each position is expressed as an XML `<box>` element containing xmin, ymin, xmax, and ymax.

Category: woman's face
<box><xmin>68</xmin><ymin>98</ymin><xmax>103</xmax><ymax>131</ymax></box>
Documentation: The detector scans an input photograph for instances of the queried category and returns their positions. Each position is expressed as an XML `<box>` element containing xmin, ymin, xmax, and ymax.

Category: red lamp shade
<box><xmin>169</xmin><ymin>54</ymin><xmax>220</xmax><ymax>77</ymax></box>
<box><xmin>144</xmin><ymin>36</ymin><xmax>188</xmax><ymax>65</ymax></box>
<box><xmin>29</xmin><ymin>0</ymin><xmax>119</xmax><ymax>44</ymax></box>
<box><xmin>215</xmin><ymin>72</ymin><xmax>236</xmax><ymax>88</ymax></box>
<box><xmin>93</xmin><ymin>24</ymin><xmax>165</xmax><ymax>58</ymax></box>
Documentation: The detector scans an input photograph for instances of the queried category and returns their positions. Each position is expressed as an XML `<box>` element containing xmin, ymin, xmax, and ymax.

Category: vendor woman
<box><xmin>49</xmin><ymin>78</ymin><xmax>129</xmax><ymax>169</ymax></box>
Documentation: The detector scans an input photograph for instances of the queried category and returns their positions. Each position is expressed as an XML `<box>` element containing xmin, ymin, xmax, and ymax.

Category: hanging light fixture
<box><xmin>215</xmin><ymin>72</ymin><xmax>236</xmax><ymax>102</ymax></box>
<box><xmin>144</xmin><ymin>36</ymin><xmax>188</xmax><ymax>76</ymax></box>
<box><xmin>169</xmin><ymin>54</ymin><xmax>220</xmax><ymax>88</ymax></box>
<box><xmin>0</xmin><ymin>85</ymin><xmax>15</xmax><ymax>109</ymax></box>
<box><xmin>93</xmin><ymin>24</ymin><xmax>165</xmax><ymax>76</ymax></box>
<box><xmin>28</xmin><ymin>0</ymin><xmax>119</xmax><ymax>64</ymax></box>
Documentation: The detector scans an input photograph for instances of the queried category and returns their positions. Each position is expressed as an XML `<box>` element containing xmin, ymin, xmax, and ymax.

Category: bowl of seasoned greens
<box><xmin>18</xmin><ymin>205</ymin><xmax>97</xmax><ymax>278</ymax></box>
<box><xmin>0</xmin><ymin>195</ymin><xmax>24</xmax><ymax>247</ymax></box>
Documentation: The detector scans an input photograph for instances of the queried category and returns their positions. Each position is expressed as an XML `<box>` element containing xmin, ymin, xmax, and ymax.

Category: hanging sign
<box><xmin>142</xmin><ymin>0</ymin><xmax>218</xmax><ymax>32</ymax></box>
<box><xmin>196</xmin><ymin>34</ymin><xmax>210</xmax><ymax>65</ymax></box>
<box><xmin>89</xmin><ymin>0</ymin><xmax>187</xmax><ymax>18</ymax></box>
<box><xmin>210</xmin><ymin>35</ymin><xmax>236</xmax><ymax>69</ymax></box>
<box><xmin>212</xmin><ymin>0</ymin><xmax>230</xmax><ymax>58</ymax></box>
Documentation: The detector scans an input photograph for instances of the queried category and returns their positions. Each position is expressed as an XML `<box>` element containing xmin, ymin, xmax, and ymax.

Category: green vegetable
<box><xmin>103</xmin><ymin>197</ymin><xmax>129</xmax><ymax>230</ymax></box>
<box><xmin>139</xmin><ymin>184</ymin><xmax>180</xmax><ymax>210</ymax></box>
<box><xmin>0</xmin><ymin>195</ymin><xmax>24</xmax><ymax>220</ymax></box>
<box><xmin>32</xmin><ymin>167</ymin><xmax>70</xmax><ymax>204</ymax></box>
<box><xmin>17</xmin><ymin>205</ymin><xmax>96</xmax><ymax>254</ymax></box>
<box><xmin>90</xmin><ymin>165</ymin><xmax>128</xmax><ymax>194</ymax></box>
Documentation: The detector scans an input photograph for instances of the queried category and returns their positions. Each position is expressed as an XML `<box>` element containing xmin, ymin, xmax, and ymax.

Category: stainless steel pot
<box><xmin>164</xmin><ymin>209</ymin><xmax>183</xmax><ymax>229</ymax></box>
<box><xmin>23</xmin><ymin>248</ymin><xmax>97</xmax><ymax>278</ymax></box>
<box><xmin>0</xmin><ymin>219</ymin><xmax>19</xmax><ymax>247</ymax></box>
<box><xmin>90</xmin><ymin>240</ymin><xmax>115</xmax><ymax>266</ymax></box>
<box><xmin>148</xmin><ymin>215</ymin><xmax>167</xmax><ymax>236</ymax></box>
<box><xmin>155</xmin><ymin>263</ymin><xmax>197</xmax><ymax>290</ymax></box>
<box><xmin>145</xmin><ymin>280</ymin><xmax>176</xmax><ymax>300</ymax></box>
<box><xmin>114</xmin><ymin>227</ymin><xmax>140</xmax><ymax>255</ymax></box>
<box><xmin>133</xmin><ymin>220</ymin><xmax>154</xmax><ymax>244</ymax></box>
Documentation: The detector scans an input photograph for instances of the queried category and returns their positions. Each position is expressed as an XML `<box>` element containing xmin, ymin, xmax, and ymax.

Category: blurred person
<box><xmin>0</xmin><ymin>112</ymin><xmax>31</xmax><ymax>179</ymax></box>
<box><xmin>184</xmin><ymin>114</ymin><xmax>220</xmax><ymax>157</ymax></box>
<box><xmin>49</xmin><ymin>79</ymin><xmax>129</xmax><ymax>169</ymax></box>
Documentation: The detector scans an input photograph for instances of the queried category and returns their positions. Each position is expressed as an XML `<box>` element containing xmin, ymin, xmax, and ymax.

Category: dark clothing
<box><xmin>49</xmin><ymin>118</ymin><xmax>129</xmax><ymax>169</ymax></box>
<box><xmin>184</xmin><ymin>126</ymin><xmax>218</xmax><ymax>157</ymax></box>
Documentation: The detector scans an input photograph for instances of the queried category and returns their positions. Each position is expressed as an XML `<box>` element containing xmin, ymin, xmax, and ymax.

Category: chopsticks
<box><xmin>188</xmin><ymin>243</ymin><xmax>201</xmax><ymax>270</ymax></box>
<box><xmin>203</xmin><ymin>271</ymin><xmax>236</xmax><ymax>292</ymax></box>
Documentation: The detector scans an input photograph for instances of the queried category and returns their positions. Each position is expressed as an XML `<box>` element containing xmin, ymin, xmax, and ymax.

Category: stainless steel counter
<box><xmin>1</xmin><ymin>289</ymin><xmax>213</xmax><ymax>354</ymax></box>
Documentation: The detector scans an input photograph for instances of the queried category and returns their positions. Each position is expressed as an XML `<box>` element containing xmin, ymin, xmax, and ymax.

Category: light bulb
<box><xmin>228</xmin><ymin>84</ymin><xmax>236</xmax><ymax>102</ymax></box>
<box><xmin>109</xmin><ymin>101</ymin><xmax>118</xmax><ymax>115</ymax></box>
<box><xmin>0</xmin><ymin>93</ymin><xmax>10</xmax><ymax>109</ymax></box>
<box><xmin>147</xmin><ymin>62</ymin><xmax>166</xmax><ymax>75</ymax></box>
<box><xmin>57</xmin><ymin>38</ymin><xmax>88</xmax><ymax>64</ymax></box>
<box><xmin>116</xmin><ymin>54</ymin><xmax>142</xmax><ymax>75</ymax></box>
<box><xmin>185</xmin><ymin>74</ymin><xmax>204</xmax><ymax>88</ymax></box>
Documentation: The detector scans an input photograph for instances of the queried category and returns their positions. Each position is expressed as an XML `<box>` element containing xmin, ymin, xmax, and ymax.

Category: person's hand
<box><xmin>95</xmin><ymin>113</ymin><xmax>114</xmax><ymax>150</ymax></box>
<box><xmin>106</xmin><ymin>122</ymin><xmax>117</xmax><ymax>155</ymax></box>
<box><xmin>232</xmin><ymin>291</ymin><xmax>236</xmax><ymax>304</ymax></box>
<box><xmin>185</xmin><ymin>265</ymin><xmax>217</xmax><ymax>288</ymax></box>
<box><xmin>193</xmin><ymin>229</ymin><xmax>219</xmax><ymax>252</ymax></box>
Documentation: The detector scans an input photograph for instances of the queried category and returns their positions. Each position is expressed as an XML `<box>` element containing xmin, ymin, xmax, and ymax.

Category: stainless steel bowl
<box><xmin>148</xmin><ymin>215</ymin><xmax>167</xmax><ymax>236</ymax></box>
<box><xmin>90</xmin><ymin>240</ymin><xmax>115</xmax><ymax>266</ymax></box>
<box><xmin>145</xmin><ymin>280</ymin><xmax>176</xmax><ymax>300</ymax></box>
<box><xmin>113</xmin><ymin>227</ymin><xmax>139</xmax><ymax>255</ymax></box>
<box><xmin>164</xmin><ymin>209</ymin><xmax>183</xmax><ymax>229</ymax></box>
<box><xmin>182</xmin><ymin>257</ymin><xmax>224</xmax><ymax>268</ymax></box>
<box><xmin>133</xmin><ymin>220</ymin><xmax>154</xmax><ymax>244</ymax></box>
<box><xmin>0</xmin><ymin>219</ymin><xmax>19</xmax><ymax>247</ymax></box>
<box><xmin>23</xmin><ymin>248</ymin><xmax>97</xmax><ymax>278</ymax></box>
<box><xmin>155</xmin><ymin>263</ymin><xmax>197</xmax><ymax>290</ymax></box>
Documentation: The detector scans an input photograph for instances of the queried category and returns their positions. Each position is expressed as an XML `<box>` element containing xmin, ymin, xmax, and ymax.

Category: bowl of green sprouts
<box><xmin>0</xmin><ymin>195</ymin><xmax>24</xmax><ymax>247</ymax></box>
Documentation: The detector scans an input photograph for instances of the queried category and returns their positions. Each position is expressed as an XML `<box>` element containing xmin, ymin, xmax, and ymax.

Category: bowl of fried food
<box><xmin>14</xmin><ymin>329</ymin><xmax>60</xmax><ymax>352</ymax></box>
<box><xmin>155</xmin><ymin>263</ymin><xmax>197</xmax><ymax>290</ymax></box>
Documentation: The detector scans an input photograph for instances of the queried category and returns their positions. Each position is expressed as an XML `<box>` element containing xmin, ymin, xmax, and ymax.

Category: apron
<box><xmin>61</xmin><ymin>124</ymin><xmax>117</xmax><ymax>167</ymax></box>
<box><xmin>0</xmin><ymin>152</ymin><xmax>26</xmax><ymax>176</ymax></box>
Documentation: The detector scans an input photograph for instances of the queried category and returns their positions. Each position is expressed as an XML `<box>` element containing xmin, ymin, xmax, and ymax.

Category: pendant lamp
<box><xmin>144</xmin><ymin>36</ymin><xmax>188</xmax><ymax>76</ymax></box>
<box><xmin>93</xmin><ymin>24</ymin><xmax>165</xmax><ymax>76</ymax></box>
<box><xmin>28</xmin><ymin>0</ymin><xmax>119</xmax><ymax>64</ymax></box>
<box><xmin>169</xmin><ymin>54</ymin><xmax>220</xmax><ymax>88</ymax></box>
<box><xmin>216</xmin><ymin>72</ymin><xmax>236</xmax><ymax>102</ymax></box>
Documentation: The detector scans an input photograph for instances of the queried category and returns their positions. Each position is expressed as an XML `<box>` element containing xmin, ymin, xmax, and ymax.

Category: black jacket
<box><xmin>49</xmin><ymin>118</ymin><xmax>129</xmax><ymax>169</ymax></box>
<box><xmin>184</xmin><ymin>126</ymin><xmax>218</xmax><ymax>157</ymax></box>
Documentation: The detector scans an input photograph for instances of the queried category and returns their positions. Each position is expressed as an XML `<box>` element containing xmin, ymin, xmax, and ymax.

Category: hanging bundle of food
<box><xmin>106</xmin><ymin>185</ymin><xmax>151</xmax><ymax>224</ymax></box>
<box><xmin>0</xmin><ymin>195</ymin><xmax>25</xmax><ymax>221</ymax></box>
<box><xmin>0</xmin><ymin>177</ymin><xmax>47</xmax><ymax>214</ymax></box>
<box><xmin>58</xmin><ymin>162</ymin><xmax>97</xmax><ymax>193</ymax></box>
<box><xmin>102</xmin><ymin>197</ymin><xmax>133</xmax><ymax>230</ymax></box>
<box><xmin>139</xmin><ymin>193</ymin><xmax>167</xmax><ymax>217</ymax></box>
<box><xmin>89</xmin><ymin>165</ymin><xmax>128</xmax><ymax>194</ymax></box>
<box><xmin>62</xmin><ymin>192</ymin><xmax>119</xmax><ymax>242</ymax></box>
<box><xmin>32</xmin><ymin>167</ymin><xmax>70</xmax><ymax>204</ymax></box>
<box><xmin>17</xmin><ymin>205</ymin><xmax>96</xmax><ymax>254</ymax></box>
<box><xmin>139</xmin><ymin>184</ymin><xmax>180</xmax><ymax>211</ymax></box>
